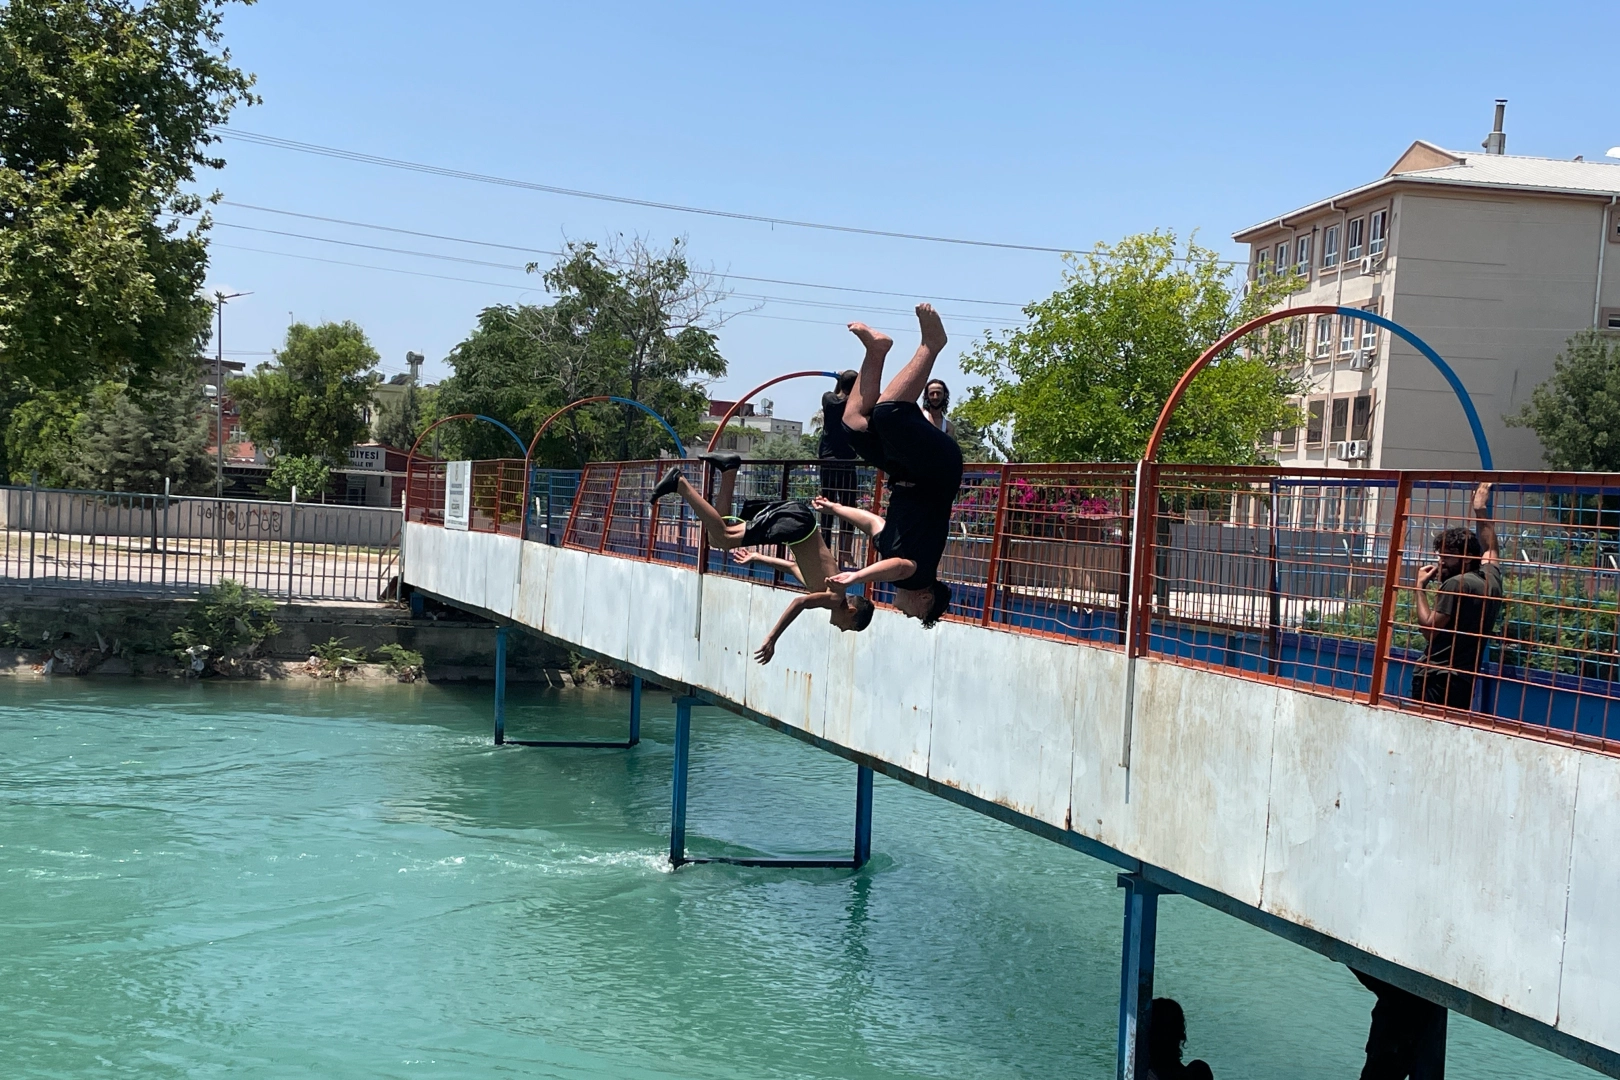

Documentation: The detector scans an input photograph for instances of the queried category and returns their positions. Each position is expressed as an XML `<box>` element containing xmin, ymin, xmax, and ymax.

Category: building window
<box><xmin>1295</xmin><ymin>235</ymin><xmax>1312</xmax><ymax>276</ymax></box>
<box><xmin>1352</xmin><ymin>394</ymin><xmax>1374</xmax><ymax>440</ymax></box>
<box><xmin>1346</xmin><ymin>217</ymin><xmax>1365</xmax><ymax>261</ymax></box>
<box><xmin>1360</xmin><ymin>303</ymin><xmax>1380</xmax><ymax>350</ymax></box>
<box><xmin>1306</xmin><ymin>400</ymin><xmax>1325</xmax><ymax>445</ymax></box>
<box><xmin>1288</xmin><ymin>317</ymin><xmax>1307</xmax><ymax>352</ymax></box>
<box><xmin>1340</xmin><ymin>316</ymin><xmax>1356</xmax><ymax>355</ymax></box>
<box><xmin>1322</xmin><ymin>224</ymin><xmax>1341</xmax><ymax>268</ymax></box>
<box><xmin>1279</xmin><ymin>419</ymin><xmax>1298</xmax><ymax>449</ymax></box>
<box><xmin>1330</xmin><ymin>398</ymin><xmax>1350</xmax><ymax>443</ymax></box>
<box><xmin>1315</xmin><ymin>316</ymin><xmax>1334</xmax><ymax>358</ymax></box>
<box><xmin>1254</xmin><ymin>249</ymin><xmax>1269</xmax><ymax>281</ymax></box>
<box><xmin>1597</xmin><ymin>307</ymin><xmax>1620</xmax><ymax>331</ymax></box>
<box><xmin>1275</xmin><ymin>241</ymin><xmax>1289</xmax><ymax>276</ymax></box>
<box><xmin>1369</xmin><ymin>209</ymin><xmax>1388</xmax><ymax>256</ymax></box>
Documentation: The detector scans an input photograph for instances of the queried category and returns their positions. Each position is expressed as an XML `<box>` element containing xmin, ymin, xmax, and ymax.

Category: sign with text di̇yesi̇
<box><xmin>346</xmin><ymin>445</ymin><xmax>387</xmax><ymax>472</ymax></box>
<box><xmin>444</xmin><ymin>461</ymin><xmax>471</xmax><ymax>531</ymax></box>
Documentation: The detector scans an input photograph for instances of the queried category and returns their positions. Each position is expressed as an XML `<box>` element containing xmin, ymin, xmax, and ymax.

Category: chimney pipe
<box><xmin>1482</xmin><ymin>99</ymin><xmax>1507</xmax><ymax>155</ymax></box>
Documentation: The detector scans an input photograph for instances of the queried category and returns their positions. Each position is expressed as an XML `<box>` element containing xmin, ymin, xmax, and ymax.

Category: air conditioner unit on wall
<box><xmin>1333</xmin><ymin>440</ymin><xmax>1371</xmax><ymax>461</ymax></box>
<box><xmin>1359</xmin><ymin>255</ymin><xmax>1376</xmax><ymax>273</ymax></box>
<box><xmin>1350</xmin><ymin>349</ymin><xmax>1377</xmax><ymax>370</ymax></box>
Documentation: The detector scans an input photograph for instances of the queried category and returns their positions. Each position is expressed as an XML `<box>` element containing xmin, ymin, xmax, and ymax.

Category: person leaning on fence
<box><xmin>650</xmin><ymin>453</ymin><xmax>874</xmax><ymax>663</ymax></box>
<box><xmin>817</xmin><ymin>368</ymin><xmax>861</xmax><ymax>564</ymax></box>
<box><xmin>1411</xmin><ymin>481</ymin><xmax>1504</xmax><ymax>711</ymax></box>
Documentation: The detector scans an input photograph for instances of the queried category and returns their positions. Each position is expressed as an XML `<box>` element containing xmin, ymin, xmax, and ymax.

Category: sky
<box><xmin>201</xmin><ymin>0</ymin><xmax>1620</xmax><ymax>426</ymax></box>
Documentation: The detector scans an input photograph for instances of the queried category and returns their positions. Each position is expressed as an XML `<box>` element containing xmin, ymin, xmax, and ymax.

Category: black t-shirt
<box><xmin>875</xmin><ymin>485</ymin><xmax>951</xmax><ymax>590</ymax></box>
<box><xmin>818</xmin><ymin>391</ymin><xmax>856</xmax><ymax>460</ymax></box>
<box><xmin>1424</xmin><ymin>562</ymin><xmax>1504</xmax><ymax>672</ymax></box>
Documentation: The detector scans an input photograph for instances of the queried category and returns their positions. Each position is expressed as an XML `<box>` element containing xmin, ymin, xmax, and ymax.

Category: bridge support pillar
<box><xmin>669</xmin><ymin>697</ymin><xmax>875</xmax><ymax>871</ymax></box>
<box><xmin>628</xmin><ymin>676</ymin><xmax>642</xmax><ymax>746</ymax></box>
<box><xmin>493</xmin><ymin>627</ymin><xmax>508</xmax><ymax>745</ymax></box>
<box><xmin>1117</xmin><ymin>873</ymin><xmax>1167</xmax><ymax>1080</ymax></box>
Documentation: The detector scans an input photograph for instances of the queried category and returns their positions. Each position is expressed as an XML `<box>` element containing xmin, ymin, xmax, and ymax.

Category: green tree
<box><xmin>436</xmin><ymin>238</ymin><xmax>727</xmax><ymax>465</ymax></box>
<box><xmin>0</xmin><ymin>0</ymin><xmax>257</xmax><ymax>477</ymax></box>
<box><xmin>375</xmin><ymin>381</ymin><xmax>423</xmax><ymax>451</ymax></box>
<box><xmin>262</xmin><ymin>454</ymin><xmax>329</xmax><ymax>501</ymax></box>
<box><xmin>64</xmin><ymin>370</ymin><xmax>213</xmax><ymax>492</ymax></box>
<box><xmin>1509</xmin><ymin>330</ymin><xmax>1620</xmax><ymax>471</ymax></box>
<box><xmin>232</xmin><ymin>321</ymin><xmax>381</xmax><ymax>463</ymax></box>
<box><xmin>959</xmin><ymin>232</ymin><xmax>1304</xmax><ymax>464</ymax></box>
<box><xmin>749</xmin><ymin>430</ymin><xmax>818</xmax><ymax>459</ymax></box>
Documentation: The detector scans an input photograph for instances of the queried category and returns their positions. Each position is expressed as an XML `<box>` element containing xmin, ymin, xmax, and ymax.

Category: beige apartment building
<box><xmin>1235</xmin><ymin>110</ymin><xmax>1620</xmax><ymax>471</ymax></box>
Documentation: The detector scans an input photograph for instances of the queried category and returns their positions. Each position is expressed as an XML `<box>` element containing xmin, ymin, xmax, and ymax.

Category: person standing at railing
<box><xmin>818</xmin><ymin>369</ymin><xmax>861</xmax><ymax>566</ymax></box>
<box><xmin>832</xmin><ymin>305</ymin><xmax>963</xmax><ymax>628</ymax></box>
<box><xmin>1411</xmin><ymin>482</ymin><xmax>1503</xmax><ymax>711</ymax></box>
<box><xmin>650</xmin><ymin>454</ymin><xmax>874</xmax><ymax>662</ymax></box>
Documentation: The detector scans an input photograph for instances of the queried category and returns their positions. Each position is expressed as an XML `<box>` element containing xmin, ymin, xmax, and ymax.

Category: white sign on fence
<box><xmin>444</xmin><ymin>461</ymin><xmax>471</xmax><ymax>531</ymax></box>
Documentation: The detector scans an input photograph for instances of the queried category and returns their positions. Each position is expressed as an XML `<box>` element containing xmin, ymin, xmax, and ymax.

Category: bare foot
<box><xmin>915</xmin><ymin>304</ymin><xmax>947</xmax><ymax>352</ymax></box>
<box><xmin>847</xmin><ymin>322</ymin><xmax>893</xmax><ymax>355</ymax></box>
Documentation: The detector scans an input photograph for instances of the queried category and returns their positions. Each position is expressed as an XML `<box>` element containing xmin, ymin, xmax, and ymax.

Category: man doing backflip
<box><xmin>651</xmin><ymin>455</ymin><xmax>874</xmax><ymax>663</ymax></box>
<box><xmin>824</xmin><ymin>303</ymin><xmax>963</xmax><ymax>628</ymax></box>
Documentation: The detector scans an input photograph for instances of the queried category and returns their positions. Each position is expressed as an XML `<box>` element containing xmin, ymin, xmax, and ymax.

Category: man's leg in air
<box><xmin>877</xmin><ymin>303</ymin><xmax>949</xmax><ymax>406</ymax></box>
<box><xmin>843</xmin><ymin>323</ymin><xmax>893</xmax><ymax>435</ymax></box>
<box><xmin>652</xmin><ymin>466</ymin><xmax>745</xmax><ymax>549</ymax></box>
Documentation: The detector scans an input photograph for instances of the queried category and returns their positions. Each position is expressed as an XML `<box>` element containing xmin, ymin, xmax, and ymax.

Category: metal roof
<box><xmin>1234</xmin><ymin>146</ymin><xmax>1620</xmax><ymax>240</ymax></box>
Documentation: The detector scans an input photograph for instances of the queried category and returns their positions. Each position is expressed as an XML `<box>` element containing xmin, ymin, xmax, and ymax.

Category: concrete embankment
<box><xmin>0</xmin><ymin>591</ymin><xmax>574</xmax><ymax>683</ymax></box>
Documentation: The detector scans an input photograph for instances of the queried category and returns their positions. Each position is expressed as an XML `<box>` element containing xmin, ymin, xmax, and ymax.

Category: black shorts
<box><xmin>1411</xmin><ymin>667</ymin><xmax>1475</xmax><ymax>710</ymax></box>
<box><xmin>846</xmin><ymin>401</ymin><xmax>963</xmax><ymax>497</ymax></box>
<box><xmin>730</xmin><ymin>499</ymin><xmax>819</xmax><ymax>547</ymax></box>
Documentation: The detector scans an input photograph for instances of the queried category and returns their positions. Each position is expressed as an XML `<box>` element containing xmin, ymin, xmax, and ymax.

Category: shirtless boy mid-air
<box><xmin>650</xmin><ymin>455</ymin><xmax>875</xmax><ymax>663</ymax></box>
<box><xmin>830</xmin><ymin>303</ymin><xmax>964</xmax><ymax>627</ymax></box>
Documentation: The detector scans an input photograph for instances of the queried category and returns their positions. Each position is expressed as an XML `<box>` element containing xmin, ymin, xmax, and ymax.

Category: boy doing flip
<box><xmin>651</xmin><ymin>456</ymin><xmax>874</xmax><ymax>663</ymax></box>
<box><xmin>830</xmin><ymin>304</ymin><xmax>964</xmax><ymax>627</ymax></box>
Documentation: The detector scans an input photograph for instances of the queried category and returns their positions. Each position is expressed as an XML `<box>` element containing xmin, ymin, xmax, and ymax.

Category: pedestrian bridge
<box><xmin>402</xmin><ymin>456</ymin><xmax>1620</xmax><ymax>1077</ymax></box>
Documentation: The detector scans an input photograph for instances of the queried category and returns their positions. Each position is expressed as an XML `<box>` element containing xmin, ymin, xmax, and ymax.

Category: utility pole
<box><xmin>213</xmin><ymin>290</ymin><xmax>252</xmax><ymax>498</ymax></box>
<box><xmin>212</xmin><ymin>289</ymin><xmax>251</xmax><ymax>559</ymax></box>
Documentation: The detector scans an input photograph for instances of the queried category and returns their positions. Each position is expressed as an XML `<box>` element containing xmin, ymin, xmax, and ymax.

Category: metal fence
<box><xmin>0</xmin><ymin>484</ymin><xmax>402</xmax><ymax>601</ymax></box>
<box><xmin>407</xmin><ymin>455</ymin><xmax>1620</xmax><ymax>755</ymax></box>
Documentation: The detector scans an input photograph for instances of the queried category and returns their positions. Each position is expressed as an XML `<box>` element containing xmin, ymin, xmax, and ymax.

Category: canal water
<box><xmin>0</xmin><ymin>680</ymin><xmax>1592</xmax><ymax>1079</ymax></box>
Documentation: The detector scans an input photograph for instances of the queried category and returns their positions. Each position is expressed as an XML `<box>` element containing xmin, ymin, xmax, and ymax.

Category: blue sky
<box><xmin>202</xmin><ymin>0</ymin><xmax>1620</xmax><ymax>424</ymax></box>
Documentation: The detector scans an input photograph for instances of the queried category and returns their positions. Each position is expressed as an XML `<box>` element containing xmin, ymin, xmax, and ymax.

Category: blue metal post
<box><xmin>493</xmin><ymin>626</ymin><xmax>508</xmax><ymax>746</ymax></box>
<box><xmin>853</xmin><ymin>765</ymin><xmax>874</xmax><ymax>868</ymax></box>
<box><xmin>1117</xmin><ymin>873</ymin><xmax>1166</xmax><ymax>1080</ymax></box>
<box><xmin>669</xmin><ymin>697</ymin><xmax>693</xmax><ymax>866</ymax></box>
<box><xmin>629</xmin><ymin>676</ymin><xmax>642</xmax><ymax>746</ymax></box>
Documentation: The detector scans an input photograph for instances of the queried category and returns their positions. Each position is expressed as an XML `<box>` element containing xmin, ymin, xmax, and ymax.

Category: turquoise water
<box><xmin>0</xmin><ymin>680</ymin><xmax>1594</xmax><ymax>1079</ymax></box>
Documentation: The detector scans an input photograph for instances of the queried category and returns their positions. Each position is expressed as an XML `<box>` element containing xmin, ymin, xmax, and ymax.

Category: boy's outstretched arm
<box><xmin>754</xmin><ymin>592</ymin><xmax>835</xmax><ymax>664</ymax></box>
<box><xmin>811</xmin><ymin>495</ymin><xmax>885</xmax><ymax>536</ymax></box>
<box><xmin>733</xmin><ymin>549</ymin><xmax>803</xmax><ymax>584</ymax></box>
<box><xmin>1472</xmin><ymin>482</ymin><xmax>1499</xmax><ymax>565</ymax></box>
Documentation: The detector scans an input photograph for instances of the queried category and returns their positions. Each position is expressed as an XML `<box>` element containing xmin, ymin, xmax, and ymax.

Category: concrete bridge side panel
<box><xmin>480</xmin><ymin>534</ymin><xmax>523</xmax><ymax>621</ymax></box>
<box><xmin>1555</xmin><ymin>752</ymin><xmax>1620</xmax><ymax>1049</ymax></box>
<box><xmin>541</xmin><ymin>547</ymin><xmax>590</xmax><ymax>645</ymax></box>
<box><xmin>743</xmin><ymin>585</ymin><xmax>832</xmax><ymax>736</ymax></box>
<box><xmin>1122</xmin><ymin>662</ymin><xmax>1279</xmax><ymax>908</ymax></box>
<box><xmin>926</xmin><ymin>624</ymin><xmax>1080</xmax><ymax>830</ymax></box>
<box><xmin>1261</xmin><ymin>692</ymin><xmax>1579</xmax><ymax>1025</ymax></box>
<box><xmin>1067</xmin><ymin>647</ymin><xmax>1132</xmax><ymax>843</ymax></box>
<box><xmin>833</xmin><ymin>611</ymin><xmax>938</xmax><ymax>777</ymax></box>
<box><xmin>697</xmin><ymin>575</ymin><xmax>756</xmax><ymax>699</ymax></box>
<box><xmin>514</xmin><ymin>541</ymin><xmax>556</xmax><ymax>629</ymax></box>
<box><xmin>403</xmin><ymin>523</ymin><xmax>446</xmax><ymax>597</ymax></box>
<box><xmin>624</xmin><ymin>562</ymin><xmax>701</xmax><ymax>687</ymax></box>
<box><xmin>577</xmin><ymin>554</ymin><xmax>633</xmax><ymax>660</ymax></box>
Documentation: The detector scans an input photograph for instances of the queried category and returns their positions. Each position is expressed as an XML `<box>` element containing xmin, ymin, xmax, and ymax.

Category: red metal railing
<box><xmin>412</xmin><ymin>455</ymin><xmax>1620</xmax><ymax>756</ymax></box>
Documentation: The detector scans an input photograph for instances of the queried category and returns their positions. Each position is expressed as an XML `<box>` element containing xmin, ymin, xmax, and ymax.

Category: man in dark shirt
<box><xmin>1411</xmin><ymin>482</ymin><xmax>1504</xmax><ymax>710</ymax></box>
<box><xmin>817</xmin><ymin>369</ymin><xmax>860</xmax><ymax>564</ymax></box>
<box><xmin>827</xmin><ymin>304</ymin><xmax>963</xmax><ymax>628</ymax></box>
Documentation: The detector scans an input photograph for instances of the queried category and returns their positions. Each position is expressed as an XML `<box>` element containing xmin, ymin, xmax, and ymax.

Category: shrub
<box><xmin>172</xmin><ymin>579</ymin><xmax>280</xmax><ymax>673</ymax></box>
<box><xmin>310</xmin><ymin>636</ymin><xmax>367</xmax><ymax>678</ymax></box>
<box><xmin>373</xmin><ymin>642</ymin><xmax>425</xmax><ymax>682</ymax></box>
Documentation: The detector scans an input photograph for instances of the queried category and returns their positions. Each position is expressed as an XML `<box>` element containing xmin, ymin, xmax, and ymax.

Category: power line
<box><xmin>210</xmin><ymin>242</ymin><xmax>1005</xmax><ymax>336</ymax></box>
<box><xmin>217</xmin><ymin>200</ymin><xmax>1028</xmax><ymax>307</ymax></box>
<box><xmin>205</xmin><ymin>222</ymin><xmax>1025</xmax><ymax>325</ymax></box>
<box><xmin>221</xmin><ymin>129</ymin><xmax>1092</xmax><ymax>254</ymax></box>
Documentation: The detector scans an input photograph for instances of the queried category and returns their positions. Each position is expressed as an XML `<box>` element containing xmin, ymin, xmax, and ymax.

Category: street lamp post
<box><xmin>212</xmin><ymin>290</ymin><xmax>251</xmax><ymax>557</ymax></box>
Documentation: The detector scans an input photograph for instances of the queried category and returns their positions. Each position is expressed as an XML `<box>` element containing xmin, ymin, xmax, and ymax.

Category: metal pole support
<box><xmin>1117</xmin><ymin>873</ymin><xmax>1167</xmax><ymax>1080</ymax></box>
<box><xmin>629</xmin><ymin>676</ymin><xmax>642</xmax><ymax>746</ymax></box>
<box><xmin>853</xmin><ymin>765</ymin><xmax>874</xmax><ymax>869</ymax></box>
<box><xmin>669</xmin><ymin>695</ymin><xmax>696</xmax><ymax>866</ymax></box>
<box><xmin>493</xmin><ymin>626</ymin><xmax>508</xmax><ymax>745</ymax></box>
